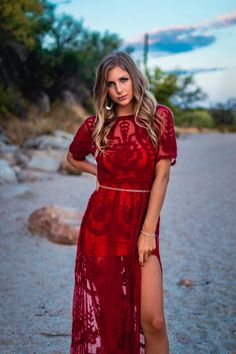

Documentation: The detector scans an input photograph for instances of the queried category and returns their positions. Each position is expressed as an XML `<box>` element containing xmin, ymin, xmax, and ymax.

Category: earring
<box><xmin>105</xmin><ymin>99</ymin><xmax>113</xmax><ymax>110</ymax></box>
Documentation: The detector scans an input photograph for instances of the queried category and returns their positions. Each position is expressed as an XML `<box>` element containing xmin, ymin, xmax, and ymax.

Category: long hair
<box><xmin>92</xmin><ymin>50</ymin><xmax>165</xmax><ymax>158</ymax></box>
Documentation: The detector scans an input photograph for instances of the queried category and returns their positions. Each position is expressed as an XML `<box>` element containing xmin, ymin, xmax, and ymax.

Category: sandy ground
<box><xmin>0</xmin><ymin>132</ymin><xmax>236</xmax><ymax>354</ymax></box>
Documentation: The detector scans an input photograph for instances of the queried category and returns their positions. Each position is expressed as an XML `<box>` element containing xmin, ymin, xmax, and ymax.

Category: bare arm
<box><xmin>66</xmin><ymin>151</ymin><xmax>97</xmax><ymax>177</ymax></box>
<box><xmin>142</xmin><ymin>158</ymin><xmax>171</xmax><ymax>232</ymax></box>
<box><xmin>137</xmin><ymin>158</ymin><xmax>171</xmax><ymax>266</ymax></box>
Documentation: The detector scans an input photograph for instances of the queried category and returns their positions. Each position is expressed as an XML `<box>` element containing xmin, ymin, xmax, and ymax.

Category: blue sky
<box><xmin>56</xmin><ymin>0</ymin><xmax>236</xmax><ymax>107</ymax></box>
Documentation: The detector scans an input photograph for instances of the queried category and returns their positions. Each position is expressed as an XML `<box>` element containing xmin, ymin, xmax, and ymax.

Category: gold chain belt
<box><xmin>98</xmin><ymin>183</ymin><xmax>151</xmax><ymax>193</ymax></box>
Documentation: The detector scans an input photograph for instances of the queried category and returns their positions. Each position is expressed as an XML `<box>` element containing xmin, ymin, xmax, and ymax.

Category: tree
<box><xmin>149</xmin><ymin>67</ymin><xmax>178</xmax><ymax>108</ymax></box>
<box><xmin>173</xmin><ymin>75</ymin><xmax>207</xmax><ymax>109</ymax></box>
<box><xmin>47</xmin><ymin>14</ymin><xmax>84</xmax><ymax>52</ymax></box>
<box><xmin>0</xmin><ymin>0</ymin><xmax>126</xmax><ymax>114</ymax></box>
<box><xmin>149</xmin><ymin>67</ymin><xmax>207</xmax><ymax>109</ymax></box>
<box><xmin>210</xmin><ymin>98</ymin><xmax>236</xmax><ymax>126</ymax></box>
<box><xmin>0</xmin><ymin>0</ymin><xmax>54</xmax><ymax>114</ymax></box>
<box><xmin>0</xmin><ymin>0</ymin><xmax>45</xmax><ymax>48</ymax></box>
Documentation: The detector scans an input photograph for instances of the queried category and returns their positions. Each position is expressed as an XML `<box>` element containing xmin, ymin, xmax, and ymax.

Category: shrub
<box><xmin>175</xmin><ymin>109</ymin><xmax>215</xmax><ymax>129</ymax></box>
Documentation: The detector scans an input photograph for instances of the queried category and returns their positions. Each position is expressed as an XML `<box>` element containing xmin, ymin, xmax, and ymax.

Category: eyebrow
<box><xmin>107</xmin><ymin>76</ymin><xmax>129</xmax><ymax>83</ymax></box>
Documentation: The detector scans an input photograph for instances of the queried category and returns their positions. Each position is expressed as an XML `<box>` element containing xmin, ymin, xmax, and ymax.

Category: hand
<box><xmin>137</xmin><ymin>233</ymin><xmax>156</xmax><ymax>266</ymax></box>
<box><xmin>95</xmin><ymin>178</ymin><xmax>99</xmax><ymax>191</ymax></box>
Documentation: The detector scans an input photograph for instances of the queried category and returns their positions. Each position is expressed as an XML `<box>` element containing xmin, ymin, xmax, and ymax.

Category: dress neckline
<box><xmin>116</xmin><ymin>114</ymin><xmax>134</xmax><ymax>119</ymax></box>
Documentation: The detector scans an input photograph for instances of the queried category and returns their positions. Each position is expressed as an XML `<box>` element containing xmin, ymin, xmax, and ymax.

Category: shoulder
<box><xmin>84</xmin><ymin>114</ymin><xmax>96</xmax><ymax>125</ymax></box>
<box><xmin>79</xmin><ymin>114</ymin><xmax>96</xmax><ymax>131</ymax></box>
<box><xmin>155</xmin><ymin>104</ymin><xmax>174</xmax><ymax>121</ymax></box>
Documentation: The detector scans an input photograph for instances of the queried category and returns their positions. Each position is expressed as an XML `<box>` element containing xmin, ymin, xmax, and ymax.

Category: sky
<box><xmin>56</xmin><ymin>0</ymin><xmax>236</xmax><ymax>107</ymax></box>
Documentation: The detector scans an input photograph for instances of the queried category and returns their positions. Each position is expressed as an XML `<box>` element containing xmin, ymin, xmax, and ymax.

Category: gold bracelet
<box><xmin>140</xmin><ymin>230</ymin><xmax>157</xmax><ymax>237</ymax></box>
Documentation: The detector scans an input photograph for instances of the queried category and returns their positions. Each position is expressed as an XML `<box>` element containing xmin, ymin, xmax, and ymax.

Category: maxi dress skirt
<box><xmin>68</xmin><ymin>104</ymin><xmax>178</xmax><ymax>354</ymax></box>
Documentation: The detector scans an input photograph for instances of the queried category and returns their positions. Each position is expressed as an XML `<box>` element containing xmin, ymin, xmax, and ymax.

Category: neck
<box><xmin>116</xmin><ymin>102</ymin><xmax>134</xmax><ymax>117</ymax></box>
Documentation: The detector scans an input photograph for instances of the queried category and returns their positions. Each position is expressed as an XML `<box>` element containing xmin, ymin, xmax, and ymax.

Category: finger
<box><xmin>139</xmin><ymin>254</ymin><xmax>144</xmax><ymax>266</ymax></box>
<box><xmin>143</xmin><ymin>252</ymin><xmax>149</xmax><ymax>263</ymax></box>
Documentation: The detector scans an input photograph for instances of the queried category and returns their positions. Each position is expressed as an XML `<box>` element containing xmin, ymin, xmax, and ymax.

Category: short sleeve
<box><xmin>156</xmin><ymin>105</ymin><xmax>178</xmax><ymax>166</ymax></box>
<box><xmin>68</xmin><ymin>116</ymin><xmax>95</xmax><ymax>160</ymax></box>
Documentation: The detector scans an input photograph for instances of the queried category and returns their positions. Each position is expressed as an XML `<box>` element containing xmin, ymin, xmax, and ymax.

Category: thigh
<box><xmin>140</xmin><ymin>255</ymin><xmax>164</xmax><ymax>320</ymax></box>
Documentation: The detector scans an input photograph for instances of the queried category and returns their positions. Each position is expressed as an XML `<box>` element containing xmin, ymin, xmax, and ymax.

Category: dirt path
<box><xmin>0</xmin><ymin>132</ymin><xmax>235</xmax><ymax>354</ymax></box>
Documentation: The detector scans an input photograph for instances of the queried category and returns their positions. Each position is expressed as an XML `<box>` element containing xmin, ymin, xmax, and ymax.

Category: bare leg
<box><xmin>140</xmin><ymin>255</ymin><xmax>169</xmax><ymax>354</ymax></box>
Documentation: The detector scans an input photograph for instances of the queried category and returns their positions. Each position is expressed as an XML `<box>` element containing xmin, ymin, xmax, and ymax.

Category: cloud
<box><xmin>210</xmin><ymin>12</ymin><xmax>236</xmax><ymax>29</ymax></box>
<box><xmin>124</xmin><ymin>11</ymin><xmax>236</xmax><ymax>56</ymax></box>
<box><xmin>164</xmin><ymin>67</ymin><xmax>227</xmax><ymax>75</ymax></box>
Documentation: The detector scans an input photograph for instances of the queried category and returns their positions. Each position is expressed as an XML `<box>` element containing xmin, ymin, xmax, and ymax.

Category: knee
<box><xmin>141</xmin><ymin>314</ymin><xmax>165</xmax><ymax>335</ymax></box>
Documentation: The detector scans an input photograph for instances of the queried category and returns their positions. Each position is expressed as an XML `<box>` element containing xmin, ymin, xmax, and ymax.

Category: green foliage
<box><xmin>0</xmin><ymin>1</ymin><xmax>123</xmax><ymax>114</ymax></box>
<box><xmin>209</xmin><ymin>98</ymin><xmax>236</xmax><ymax>126</ymax></box>
<box><xmin>174</xmin><ymin>109</ymin><xmax>215</xmax><ymax>128</ymax></box>
<box><xmin>149</xmin><ymin>68</ymin><xmax>178</xmax><ymax>108</ymax></box>
<box><xmin>174</xmin><ymin>75</ymin><xmax>208</xmax><ymax>109</ymax></box>
<box><xmin>0</xmin><ymin>0</ymin><xmax>48</xmax><ymax>48</ymax></box>
<box><xmin>149</xmin><ymin>67</ymin><xmax>207</xmax><ymax>110</ymax></box>
<box><xmin>0</xmin><ymin>82</ymin><xmax>15</xmax><ymax>115</ymax></box>
<box><xmin>0</xmin><ymin>82</ymin><xmax>27</xmax><ymax>117</ymax></box>
<box><xmin>47</xmin><ymin>14</ymin><xmax>84</xmax><ymax>51</ymax></box>
<box><xmin>0</xmin><ymin>0</ymin><xmax>234</xmax><ymax>135</ymax></box>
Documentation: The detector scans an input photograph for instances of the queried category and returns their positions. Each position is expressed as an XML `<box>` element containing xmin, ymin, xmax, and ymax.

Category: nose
<box><xmin>115</xmin><ymin>83</ymin><xmax>123</xmax><ymax>94</ymax></box>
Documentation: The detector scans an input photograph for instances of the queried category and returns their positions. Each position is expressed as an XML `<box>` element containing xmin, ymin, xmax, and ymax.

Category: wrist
<box><xmin>140</xmin><ymin>229</ymin><xmax>157</xmax><ymax>238</ymax></box>
<box><xmin>142</xmin><ymin>221</ymin><xmax>157</xmax><ymax>234</ymax></box>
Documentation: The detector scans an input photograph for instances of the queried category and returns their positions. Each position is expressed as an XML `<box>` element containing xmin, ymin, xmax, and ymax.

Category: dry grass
<box><xmin>1</xmin><ymin>102</ymin><xmax>93</xmax><ymax>146</ymax></box>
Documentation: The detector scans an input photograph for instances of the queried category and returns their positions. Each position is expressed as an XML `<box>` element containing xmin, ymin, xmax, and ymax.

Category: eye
<box><xmin>107</xmin><ymin>77</ymin><xmax>129</xmax><ymax>88</ymax></box>
<box><xmin>120</xmin><ymin>77</ymin><xmax>128</xmax><ymax>83</ymax></box>
<box><xmin>107</xmin><ymin>82</ymin><xmax>114</xmax><ymax>88</ymax></box>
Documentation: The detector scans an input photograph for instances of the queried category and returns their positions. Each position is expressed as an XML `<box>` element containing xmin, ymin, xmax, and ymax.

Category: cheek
<box><xmin>107</xmin><ymin>88</ymin><xmax>114</xmax><ymax>97</ymax></box>
<box><xmin>128</xmin><ymin>82</ymin><xmax>133</xmax><ymax>94</ymax></box>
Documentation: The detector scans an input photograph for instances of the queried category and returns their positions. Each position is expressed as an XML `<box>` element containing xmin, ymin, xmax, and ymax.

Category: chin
<box><xmin>118</xmin><ymin>101</ymin><xmax>129</xmax><ymax>106</ymax></box>
<box><xmin>117</xmin><ymin>98</ymin><xmax>132</xmax><ymax>106</ymax></box>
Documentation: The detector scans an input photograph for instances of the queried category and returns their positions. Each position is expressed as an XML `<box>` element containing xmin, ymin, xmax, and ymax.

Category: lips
<box><xmin>118</xmin><ymin>94</ymin><xmax>128</xmax><ymax>100</ymax></box>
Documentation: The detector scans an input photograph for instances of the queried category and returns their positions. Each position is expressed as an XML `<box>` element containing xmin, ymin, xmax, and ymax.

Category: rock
<box><xmin>14</xmin><ymin>149</ymin><xmax>30</xmax><ymax>167</ymax></box>
<box><xmin>37</xmin><ymin>91</ymin><xmax>50</xmax><ymax>113</ymax></box>
<box><xmin>0</xmin><ymin>126</ymin><xmax>11</xmax><ymax>144</ymax></box>
<box><xmin>54</xmin><ymin>130</ymin><xmax>73</xmax><ymax>139</ymax></box>
<box><xmin>23</xmin><ymin>133</ymin><xmax>73</xmax><ymax>150</ymax></box>
<box><xmin>28</xmin><ymin>205</ymin><xmax>83</xmax><ymax>244</ymax></box>
<box><xmin>0</xmin><ymin>144</ymin><xmax>31</xmax><ymax>167</ymax></box>
<box><xmin>62</xmin><ymin>90</ymin><xmax>77</xmax><ymax>106</ymax></box>
<box><xmin>27</xmin><ymin>155</ymin><xmax>61</xmax><ymax>172</ymax></box>
<box><xmin>0</xmin><ymin>150</ymin><xmax>17</xmax><ymax>165</ymax></box>
<box><xmin>0</xmin><ymin>141</ymin><xmax>19</xmax><ymax>153</ymax></box>
<box><xmin>0</xmin><ymin>159</ymin><xmax>18</xmax><ymax>185</ymax></box>
<box><xmin>0</xmin><ymin>142</ymin><xmax>29</xmax><ymax>168</ymax></box>
<box><xmin>17</xmin><ymin>169</ymin><xmax>54</xmax><ymax>182</ymax></box>
<box><xmin>12</xmin><ymin>165</ymin><xmax>21</xmax><ymax>176</ymax></box>
<box><xmin>25</xmin><ymin>148</ymin><xmax>65</xmax><ymax>160</ymax></box>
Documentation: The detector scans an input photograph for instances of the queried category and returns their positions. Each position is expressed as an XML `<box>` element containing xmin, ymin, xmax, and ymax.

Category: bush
<box><xmin>0</xmin><ymin>82</ymin><xmax>28</xmax><ymax>118</ymax></box>
<box><xmin>0</xmin><ymin>83</ymin><xmax>15</xmax><ymax>116</ymax></box>
<box><xmin>175</xmin><ymin>109</ymin><xmax>215</xmax><ymax>129</ymax></box>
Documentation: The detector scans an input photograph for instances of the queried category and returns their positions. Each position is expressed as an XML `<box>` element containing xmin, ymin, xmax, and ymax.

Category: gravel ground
<box><xmin>0</xmin><ymin>132</ymin><xmax>235</xmax><ymax>354</ymax></box>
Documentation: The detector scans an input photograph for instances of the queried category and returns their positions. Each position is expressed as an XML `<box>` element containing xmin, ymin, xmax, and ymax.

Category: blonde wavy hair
<box><xmin>92</xmin><ymin>50</ymin><xmax>165</xmax><ymax>158</ymax></box>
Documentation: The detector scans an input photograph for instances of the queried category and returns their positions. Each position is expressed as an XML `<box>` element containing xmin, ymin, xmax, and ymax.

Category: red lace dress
<box><xmin>69</xmin><ymin>104</ymin><xmax>177</xmax><ymax>354</ymax></box>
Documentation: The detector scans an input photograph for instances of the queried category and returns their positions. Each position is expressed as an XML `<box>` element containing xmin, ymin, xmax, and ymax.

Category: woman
<box><xmin>67</xmin><ymin>50</ymin><xmax>177</xmax><ymax>354</ymax></box>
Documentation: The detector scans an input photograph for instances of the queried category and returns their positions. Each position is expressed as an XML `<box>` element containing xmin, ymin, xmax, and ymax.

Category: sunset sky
<box><xmin>57</xmin><ymin>0</ymin><xmax>236</xmax><ymax>107</ymax></box>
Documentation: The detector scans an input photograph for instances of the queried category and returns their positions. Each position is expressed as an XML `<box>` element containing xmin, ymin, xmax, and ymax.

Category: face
<box><xmin>106</xmin><ymin>66</ymin><xmax>134</xmax><ymax>108</ymax></box>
